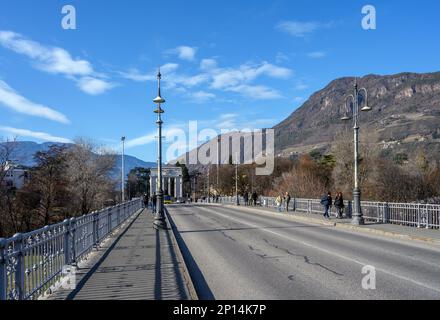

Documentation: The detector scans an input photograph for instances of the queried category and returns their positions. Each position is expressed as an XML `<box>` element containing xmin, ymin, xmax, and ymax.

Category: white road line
<box><xmin>196</xmin><ymin>205</ymin><xmax>440</xmax><ymax>294</ymax></box>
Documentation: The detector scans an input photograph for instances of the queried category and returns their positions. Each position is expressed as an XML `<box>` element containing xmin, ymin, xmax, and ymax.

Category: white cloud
<box><xmin>200</xmin><ymin>58</ymin><xmax>218</xmax><ymax>70</ymax></box>
<box><xmin>226</xmin><ymin>84</ymin><xmax>282</xmax><ymax>100</ymax></box>
<box><xmin>167</xmin><ymin>46</ymin><xmax>197</xmax><ymax>61</ymax></box>
<box><xmin>295</xmin><ymin>83</ymin><xmax>309</xmax><ymax>90</ymax></box>
<box><xmin>210</xmin><ymin>62</ymin><xmax>291</xmax><ymax>90</ymax></box>
<box><xmin>190</xmin><ymin>91</ymin><xmax>216</xmax><ymax>103</ymax></box>
<box><xmin>0</xmin><ymin>126</ymin><xmax>72</xmax><ymax>143</ymax></box>
<box><xmin>276</xmin><ymin>21</ymin><xmax>321</xmax><ymax>37</ymax></box>
<box><xmin>308</xmin><ymin>51</ymin><xmax>326</xmax><ymax>58</ymax></box>
<box><xmin>77</xmin><ymin>77</ymin><xmax>116</xmax><ymax>95</ymax></box>
<box><xmin>122</xmin><ymin>59</ymin><xmax>291</xmax><ymax>101</ymax></box>
<box><xmin>0</xmin><ymin>80</ymin><xmax>70</xmax><ymax>124</ymax></box>
<box><xmin>125</xmin><ymin>133</ymin><xmax>156</xmax><ymax>148</ymax></box>
<box><xmin>0</xmin><ymin>30</ymin><xmax>114</xmax><ymax>95</ymax></box>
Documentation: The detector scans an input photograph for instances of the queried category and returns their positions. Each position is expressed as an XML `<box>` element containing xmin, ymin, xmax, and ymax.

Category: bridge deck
<box><xmin>46</xmin><ymin>209</ymin><xmax>190</xmax><ymax>300</ymax></box>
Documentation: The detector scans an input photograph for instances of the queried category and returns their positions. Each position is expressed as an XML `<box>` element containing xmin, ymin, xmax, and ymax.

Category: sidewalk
<box><xmin>45</xmin><ymin>209</ymin><xmax>192</xmax><ymax>300</ymax></box>
<box><xmin>217</xmin><ymin>203</ymin><xmax>440</xmax><ymax>246</ymax></box>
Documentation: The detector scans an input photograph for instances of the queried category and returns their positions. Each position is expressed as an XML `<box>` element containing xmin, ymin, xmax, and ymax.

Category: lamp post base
<box><xmin>351</xmin><ymin>188</ymin><xmax>365</xmax><ymax>226</ymax></box>
<box><xmin>154</xmin><ymin>191</ymin><xmax>168</xmax><ymax>229</ymax></box>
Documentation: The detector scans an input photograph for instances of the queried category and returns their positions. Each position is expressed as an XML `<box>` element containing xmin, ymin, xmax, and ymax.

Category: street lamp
<box><xmin>235</xmin><ymin>152</ymin><xmax>239</xmax><ymax>206</ymax></box>
<box><xmin>341</xmin><ymin>78</ymin><xmax>372</xmax><ymax>225</ymax></box>
<box><xmin>121</xmin><ymin>136</ymin><xmax>125</xmax><ymax>202</ymax></box>
<box><xmin>153</xmin><ymin>69</ymin><xmax>167</xmax><ymax>229</ymax></box>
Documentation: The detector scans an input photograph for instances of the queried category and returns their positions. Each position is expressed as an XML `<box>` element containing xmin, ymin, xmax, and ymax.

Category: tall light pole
<box><xmin>235</xmin><ymin>152</ymin><xmax>239</xmax><ymax>206</ymax></box>
<box><xmin>207</xmin><ymin>165</ymin><xmax>210</xmax><ymax>203</ymax></box>
<box><xmin>217</xmin><ymin>135</ymin><xmax>220</xmax><ymax>197</ymax></box>
<box><xmin>153</xmin><ymin>69</ymin><xmax>167</xmax><ymax>229</ymax></box>
<box><xmin>121</xmin><ymin>136</ymin><xmax>125</xmax><ymax>202</ymax></box>
<box><xmin>341</xmin><ymin>78</ymin><xmax>372</xmax><ymax>225</ymax></box>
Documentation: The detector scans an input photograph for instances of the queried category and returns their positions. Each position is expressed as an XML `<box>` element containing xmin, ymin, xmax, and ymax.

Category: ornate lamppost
<box><xmin>341</xmin><ymin>78</ymin><xmax>372</xmax><ymax>225</ymax></box>
<box><xmin>153</xmin><ymin>70</ymin><xmax>167</xmax><ymax>229</ymax></box>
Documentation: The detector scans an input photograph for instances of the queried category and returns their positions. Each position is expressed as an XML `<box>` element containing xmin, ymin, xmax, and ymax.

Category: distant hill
<box><xmin>1</xmin><ymin>141</ymin><xmax>156</xmax><ymax>178</ymax></box>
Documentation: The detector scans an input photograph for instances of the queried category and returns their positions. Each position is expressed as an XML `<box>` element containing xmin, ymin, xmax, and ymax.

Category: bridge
<box><xmin>1</xmin><ymin>197</ymin><xmax>440</xmax><ymax>300</ymax></box>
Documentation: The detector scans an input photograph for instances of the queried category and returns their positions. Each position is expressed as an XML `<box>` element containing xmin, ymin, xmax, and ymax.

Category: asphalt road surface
<box><xmin>166</xmin><ymin>204</ymin><xmax>440</xmax><ymax>300</ymax></box>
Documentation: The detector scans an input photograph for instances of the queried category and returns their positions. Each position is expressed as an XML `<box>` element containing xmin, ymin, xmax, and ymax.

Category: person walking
<box><xmin>275</xmin><ymin>194</ymin><xmax>283</xmax><ymax>212</ymax></box>
<box><xmin>284</xmin><ymin>192</ymin><xmax>291</xmax><ymax>212</ymax></box>
<box><xmin>252</xmin><ymin>192</ymin><xmax>258</xmax><ymax>206</ymax></box>
<box><xmin>244</xmin><ymin>192</ymin><xmax>249</xmax><ymax>206</ymax></box>
<box><xmin>320</xmin><ymin>191</ymin><xmax>333</xmax><ymax>219</ymax></box>
<box><xmin>334</xmin><ymin>192</ymin><xmax>345</xmax><ymax>219</ymax></box>
<box><xmin>151</xmin><ymin>192</ymin><xmax>157</xmax><ymax>213</ymax></box>
<box><xmin>143</xmin><ymin>193</ymin><xmax>149</xmax><ymax>209</ymax></box>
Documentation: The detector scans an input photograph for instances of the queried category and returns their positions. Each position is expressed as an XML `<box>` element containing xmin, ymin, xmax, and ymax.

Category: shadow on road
<box><xmin>165</xmin><ymin>208</ymin><xmax>215</xmax><ymax>300</ymax></box>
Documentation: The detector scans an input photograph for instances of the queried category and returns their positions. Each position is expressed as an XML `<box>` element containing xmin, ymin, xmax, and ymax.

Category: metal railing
<box><xmin>218</xmin><ymin>196</ymin><xmax>440</xmax><ymax>229</ymax></box>
<box><xmin>0</xmin><ymin>198</ymin><xmax>143</xmax><ymax>300</ymax></box>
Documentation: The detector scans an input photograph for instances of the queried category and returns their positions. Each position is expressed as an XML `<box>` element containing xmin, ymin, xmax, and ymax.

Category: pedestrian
<box><xmin>252</xmin><ymin>192</ymin><xmax>258</xmax><ymax>206</ymax></box>
<box><xmin>334</xmin><ymin>192</ymin><xmax>345</xmax><ymax>219</ymax></box>
<box><xmin>143</xmin><ymin>193</ymin><xmax>149</xmax><ymax>209</ymax></box>
<box><xmin>275</xmin><ymin>195</ymin><xmax>283</xmax><ymax>212</ymax></box>
<box><xmin>284</xmin><ymin>192</ymin><xmax>291</xmax><ymax>212</ymax></box>
<box><xmin>244</xmin><ymin>192</ymin><xmax>249</xmax><ymax>206</ymax></box>
<box><xmin>320</xmin><ymin>191</ymin><xmax>332</xmax><ymax>219</ymax></box>
<box><xmin>151</xmin><ymin>192</ymin><xmax>157</xmax><ymax>213</ymax></box>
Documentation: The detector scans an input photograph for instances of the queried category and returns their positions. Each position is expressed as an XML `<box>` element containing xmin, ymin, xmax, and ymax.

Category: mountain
<box><xmin>173</xmin><ymin>71</ymin><xmax>440</xmax><ymax>166</ymax></box>
<box><xmin>1</xmin><ymin>141</ymin><xmax>156</xmax><ymax>178</ymax></box>
<box><xmin>274</xmin><ymin>71</ymin><xmax>440</xmax><ymax>160</ymax></box>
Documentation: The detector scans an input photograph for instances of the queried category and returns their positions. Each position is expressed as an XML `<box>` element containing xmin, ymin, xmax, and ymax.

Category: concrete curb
<box><xmin>217</xmin><ymin>203</ymin><xmax>440</xmax><ymax>247</ymax></box>
<box><xmin>164</xmin><ymin>207</ymin><xmax>199</xmax><ymax>300</ymax></box>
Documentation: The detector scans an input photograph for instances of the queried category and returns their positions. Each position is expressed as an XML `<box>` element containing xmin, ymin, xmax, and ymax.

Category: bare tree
<box><xmin>65</xmin><ymin>138</ymin><xmax>116</xmax><ymax>215</ymax></box>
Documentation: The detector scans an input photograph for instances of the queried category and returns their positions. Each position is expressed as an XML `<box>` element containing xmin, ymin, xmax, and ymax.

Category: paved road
<box><xmin>166</xmin><ymin>204</ymin><xmax>440</xmax><ymax>300</ymax></box>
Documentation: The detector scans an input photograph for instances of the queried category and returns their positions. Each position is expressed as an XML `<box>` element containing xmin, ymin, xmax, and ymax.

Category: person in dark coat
<box><xmin>252</xmin><ymin>192</ymin><xmax>258</xmax><ymax>206</ymax></box>
<box><xmin>321</xmin><ymin>192</ymin><xmax>333</xmax><ymax>219</ymax></box>
<box><xmin>284</xmin><ymin>192</ymin><xmax>291</xmax><ymax>212</ymax></box>
<box><xmin>143</xmin><ymin>193</ymin><xmax>149</xmax><ymax>209</ymax></box>
<box><xmin>151</xmin><ymin>193</ymin><xmax>157</xmax><ymax>213</ymax></box>
<box><xmin>334</xmin><ymin>192</ymin><xmax>345</xmax><ymax>219</ymax></box>
<box><xmin>243</xmin><ymin>192</ymin><xmax>249</xmax><ymax>206</ymax></box>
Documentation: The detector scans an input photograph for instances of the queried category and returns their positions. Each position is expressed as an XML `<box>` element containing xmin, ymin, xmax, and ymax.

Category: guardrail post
<box><xmin>70</xmin><ymin>218</ymin><xmax>77</xmax><ymax>265</ymax></box>
<box><xmin>117</xmin><ymin>205</ymin><xmax>121</xmax><ymax>226</ymax></box>
<box><xmin>107</xmin><ymin>207</ymin><xmax>112</xmax><ymax>235</ymax></box>
<box><xmin>63</xmin><ymin>219</ymin><xmax>70</xmax><ymax>265</ymax></box>
<box><xmin>13</xmin><ymin>233</ymin><xmax>24</xmax><ymax>300</ymax></box>
<box><xmin>0</xmin><ymin>238</ymin><xmax>6</xmax><ymax>300</ymax></box>
<box><xmin>383</xmin><ymin>203</ymin><xmax>389</xmax><ymax>224</ymax></box>
<box><xmin>417</xmin><ymin>204</ymin><xmax>421</xmax><ymax>228</ymax></box>
<box><xmin>93</xmin><ymin>212</ymin><xmax>99</xmax><ymax>248</ymax></box>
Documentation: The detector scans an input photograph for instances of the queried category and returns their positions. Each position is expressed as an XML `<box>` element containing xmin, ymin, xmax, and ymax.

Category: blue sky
<box><xmin>0</xmin><ymin>0</ymin><xmax>439</xmax><ymax>162</ymax></box>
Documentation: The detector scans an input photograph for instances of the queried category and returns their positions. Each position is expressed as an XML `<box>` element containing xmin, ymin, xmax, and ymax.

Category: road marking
<box><xmin>195</xmin><ymin>205</ymin><xmax>440</xmax><ymax>294</ymax></box>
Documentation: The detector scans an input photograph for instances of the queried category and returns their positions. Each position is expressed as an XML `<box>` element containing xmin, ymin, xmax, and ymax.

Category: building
<box><xmin>2</xmin><ymin>161</ymin><xmax>29</xmax><ymax>190</ymax></box>
<box><xmin>149</xmin><ymin>166</ymin><xmax>183</xmax><ymax>199</ymax></box>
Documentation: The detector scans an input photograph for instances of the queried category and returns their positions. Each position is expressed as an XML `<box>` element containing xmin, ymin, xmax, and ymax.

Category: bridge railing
<box><xmin>0</xmin><ymin>198</ymin><xmax>143</xmax><ymax>300</ymax></box>
<box><xmin>218</xmin><ymin>196</ymin><xmax>440</xmax><ymax>229</ymax></box>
